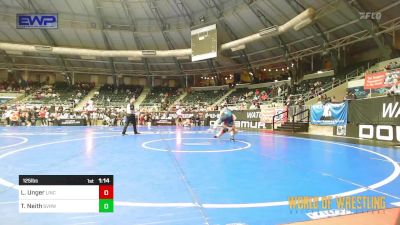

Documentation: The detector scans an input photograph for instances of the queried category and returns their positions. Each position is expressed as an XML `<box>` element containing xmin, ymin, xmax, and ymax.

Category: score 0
<box><xmin>99</xmin><ymin>184</ymin><xmax>113</xmax><ymax>213</ymax></box>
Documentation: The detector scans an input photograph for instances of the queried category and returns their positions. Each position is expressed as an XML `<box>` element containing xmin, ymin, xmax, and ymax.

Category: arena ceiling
<box><xmin>0</xmin><ymin>0</ymin><xmax>399</xmax><ymax>77</ymax></box>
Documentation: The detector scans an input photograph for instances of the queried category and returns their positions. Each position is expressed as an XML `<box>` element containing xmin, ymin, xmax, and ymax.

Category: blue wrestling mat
<box><xmin>0</xmin><ymin>126</ymin><xmax>399</xmax><ymax>225</ymax></box>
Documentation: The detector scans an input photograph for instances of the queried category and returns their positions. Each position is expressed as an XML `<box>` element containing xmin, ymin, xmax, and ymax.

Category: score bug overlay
<box><xmin>19</xmin><ymin>175</ymin><xmax>113</xmax><ymax>213</ymax></box>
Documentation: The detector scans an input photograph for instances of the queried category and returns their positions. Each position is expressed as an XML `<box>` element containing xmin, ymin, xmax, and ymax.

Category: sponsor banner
<box><xmin>344</xmin><ymin>124</ymin><xmax>400</xmax><ymax>143</ymax></box>
<box><xmin>154</xmin><ymin>119</ymin><xmax>175</xmax><ymax>126</ymax></box>
<box><xmin>210</xmin><ymin>120</ymin><xmax>269</xmax><ymax>129</ymax></box>
<box><xmin>260</xmin><ymin>107</ymin><xmax>287</xmax><ymax>123</ymax></box>
<box><xmin>17</xmin><ymin>13</ymin><xmax>58</xmax><ymax>29</ymax></box>
<box><xmin>149</xmin><ymin>109</ymin><xmax>282</xmax><ymax>128</ymax></box>
<box><xmin>310</xmin><ymin>102</ymin><xmax>348</xmax><ymax>126</ymax></box>
<box><xmin>348</xmin><ymin>95</ymin><xmax>400</xmax><ymax>125</ymax></box>
<box><xmin>58</xmin><ymin>119</ymin><xmax>85</xmax><ymax>126</ymax></box>
<box><xmin>336</xmin><ymin>125</ymin><xmax>346</xmax><ymax>136</ymax></box>
<box><xmin>364</xmin><ymin>69</ymin><xmax>400</xmax><ymax>89</ymax></box>
<box><xmin>205</xmin><ymin>109</ymin><xmax>262</xmax><ymax>122</ymax></box>
<box><xmin>206</xmin><ymin>109</ymin><xmax>269</xmax><ymax>129</ymax></box>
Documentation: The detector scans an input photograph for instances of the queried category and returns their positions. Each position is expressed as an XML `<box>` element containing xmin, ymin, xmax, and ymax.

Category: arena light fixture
<box><xmin>231</xmin><ymin>44</ymin><xmax>246</xmax><ymax>52</ymax></box>
<box><xmin>81</xmin><ymin>55</ymin><xmax>96</xmax><ymax>60</ymax></box>
<box><xmin>294</xmin><ymin>18</ymin><xmax>313</xmax><ymax>31</ymax></box>
<box><xmin>259</xmin><ymin>25</ymin><xmax>278</xmax><ymax>36</ymax></box>
<box><xmin>142</xmin><ymin>50</ymin><xmax>156</xmax><ymax>56</ymax></box>
<box><xmin>34</xmin><ymin>45</ymin><xmax>53</xmax><ymax>52</ymax></box>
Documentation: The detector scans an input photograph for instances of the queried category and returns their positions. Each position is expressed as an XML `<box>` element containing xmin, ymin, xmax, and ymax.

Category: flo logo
<box><xmin>359</xmin><ymin>12</ymin><xmax>382</xmax><ymax>20</ymax></box>
<box><xmin>17</xmin><ymin>13</ymin><xmax>58</xmax><ymax>29</ymax></box>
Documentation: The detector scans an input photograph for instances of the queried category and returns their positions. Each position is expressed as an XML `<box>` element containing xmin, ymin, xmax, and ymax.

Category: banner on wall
<box><xmin>334</xmin><ymin>96</ymin><xmax>400</xmax><ymax>143</ymax></box>
<box><xmin>348</xmin><ymin>95</ymin><xmax>400</xmax><ymax>125</ymax></box>
<box><xmin>206</xmin><ymin>109</ymin><xmax>267</xmax><ymax>129</ymax></box>
<box><xmin>364</xmin><ymin>69</ymin><xmax>400</xmax><ymax>89</ymax></box>
<box><xmin>205</xmin><ymin>109</ymin><xmax>262</xmax><ymax>122</ymax></box>
<box><xmin>310</xmin><ymin>102</ymin><xmax>348</xmax><ymax>126</ymax></box>
<box><xmin>260</xmin><ymin>107</ymin><xmax>287</xmax><ymax>124</ymax></box>
<box><xmin>58</xmin><ymin>119</ymin><xmax>85</xmax><ymax>126</ymax></box>
<box><xmin>149</xmin><ymin>108</ymin><xmax>287</xmax><ymax>129</ymax></box>
<box><xmin>341</xmin><ymin>124</ymin><xmax>400</xmax><ymax>143</ymax></box>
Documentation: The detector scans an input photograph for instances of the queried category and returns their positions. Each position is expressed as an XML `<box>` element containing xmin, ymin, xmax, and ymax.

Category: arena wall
<box><xmin>308</xmin><ymin>124</ymin><xmax>334</xmax><ymax>136</ymax></box>
<box><xmin>335</xmin><ymin>96</ymin><xmax>400</xmax><ymax>144</ymax></box>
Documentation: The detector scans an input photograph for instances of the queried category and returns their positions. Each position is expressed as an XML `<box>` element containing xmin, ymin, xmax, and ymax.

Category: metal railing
<box><xmin>301</xmin><ymin>67</ymin><xmax>363</xmax><ymax>102</ymax></box>
<box><xmin>290</xmin><ymin>108</ymin><xmax>310</xmax><ymax>133</ymax></box>
<box><xmin>272</xmin><ymin>109</ymin><xmax>288</xmax><ymax>131</ymax></box>
<box><xmin>272</xmin><ymin>107</ymin><xmax>310</xmax><ymax>132</ymax></box>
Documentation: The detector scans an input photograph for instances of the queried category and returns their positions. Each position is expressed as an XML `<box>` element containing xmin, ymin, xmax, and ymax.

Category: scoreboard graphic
<box><xmin>191</xmin><ymin>24</ymin><xmax>218</xmax><ymax>62</ymax></box>
<box><xmin>19</xmin><ymin>175</ymin><xmax>113</xmax><ymax>213</ymax></box>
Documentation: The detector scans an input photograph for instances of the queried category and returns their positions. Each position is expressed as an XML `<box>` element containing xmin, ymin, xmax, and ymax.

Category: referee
<box><xmin>122</xmin><ymin>97</ymin><xmax>140</xmax><ymax>135</ymax></box>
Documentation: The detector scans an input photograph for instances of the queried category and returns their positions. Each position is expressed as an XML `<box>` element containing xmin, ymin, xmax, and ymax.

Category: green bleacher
<box><xmin>141</xmin><ymin>87</ymin><xmax>180</xmax><ymax>110</ymax></box>
<box><xmin>23</xmin><ymin>82</ymin><xmax>93</xmax><ymax>107</ymax></box>
<box><xmin>94</xmin><ymin>84</ymin><xmax>143</xmax><ymax>108</ymax></box>
<box><xmin>181</xmin><ymin>90</ymin><xmax>227</xmax><ymax>106</ymax></box>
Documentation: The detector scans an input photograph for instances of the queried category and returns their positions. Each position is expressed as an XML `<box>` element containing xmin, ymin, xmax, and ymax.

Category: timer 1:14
<box><xmin>98</xmin><ymin>178</ymin><xmax>110</xmax><ymax>184</ymax></box>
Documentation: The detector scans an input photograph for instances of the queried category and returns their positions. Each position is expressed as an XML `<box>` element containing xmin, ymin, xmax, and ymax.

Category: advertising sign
<box><xmin>17</xmin><ymin>13</ymin><xmax>58</xmax><ymax>29</ymax></box>
<box><xmin>311</xmin><ymin>102</ymin><xmax>348</xmax><ymax>126</ymax></box>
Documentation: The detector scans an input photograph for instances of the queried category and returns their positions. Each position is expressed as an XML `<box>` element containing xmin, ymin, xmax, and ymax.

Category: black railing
<box><xmin>272</xmin><ymin>110</ymin><xmax>288</xmax><ymax>131</ymax></box>
<box><xmin>291</xmin><ymin>108</ymin><xmax>310</xmax><ymax>133</ymax></box>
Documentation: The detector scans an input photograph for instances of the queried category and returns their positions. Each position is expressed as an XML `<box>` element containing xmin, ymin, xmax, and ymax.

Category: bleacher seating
<box><xmin>181</xmin><ymin>89</ymin><xmax>227</xmax><ymax>107</ymax></box>
<box><xmin>0</xmin><ymin>80</ymin><xmax>41</xmax><ymax>93</ymax></box>
<box><xmin>226</xmin><ymin>88</ymin><xmax>251</xmax><ymax>104</ymax></box>
<box><xmin>347</xmin><ymin>58</ymin><xmax>400</xmax><ymax>99</ymax></box>
<box><xmin>94</xmin><ymin>84</ymin><xmax>143</xmax><ymax>108</ymax></box>
<box><xmin>141</xmin><ymin>87</ymin><xmax>180</xmax><ymax>110</ymax></box>
<box><xmin>23</xmin><ymin>82</ymin><xmax>94</xmax><ymax>107</ymax></box>
<box><xmin>224</xmin><ymin>83</ymin><xmax>289</xmax><ymax>110</ymax></box>
<box><xmin>294</xmin><ymin>76</ymin><xmax>334</xmax><ymax>99</ymax></box>
<box><xmin>0</xmin><ymin>80</ymin><xmax>22</xmax><ymax>92</ymax></box>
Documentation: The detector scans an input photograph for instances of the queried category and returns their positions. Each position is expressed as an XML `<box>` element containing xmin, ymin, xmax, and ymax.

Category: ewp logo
<box><xmin>17</xmin><ymin>13</ymin><xmax>58</xmax><ymax>29</ymax></box>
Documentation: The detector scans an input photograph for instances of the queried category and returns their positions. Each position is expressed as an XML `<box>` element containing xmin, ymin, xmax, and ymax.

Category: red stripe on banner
<box><xmin>364</xmin><ymin>72</ymin><xmax>387</xmax><ymax>89</ymax></box>
<box><xmin>364</xmin><ymin>69</ymin><xmax>400</xmax><ymax>90</ymax></box>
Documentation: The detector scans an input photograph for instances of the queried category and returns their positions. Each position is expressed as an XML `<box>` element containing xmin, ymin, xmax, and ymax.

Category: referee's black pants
<box><xmin>122</xmin><ymin>114</ymin><xmax>138</xmax><ymax>134</ymax></box>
